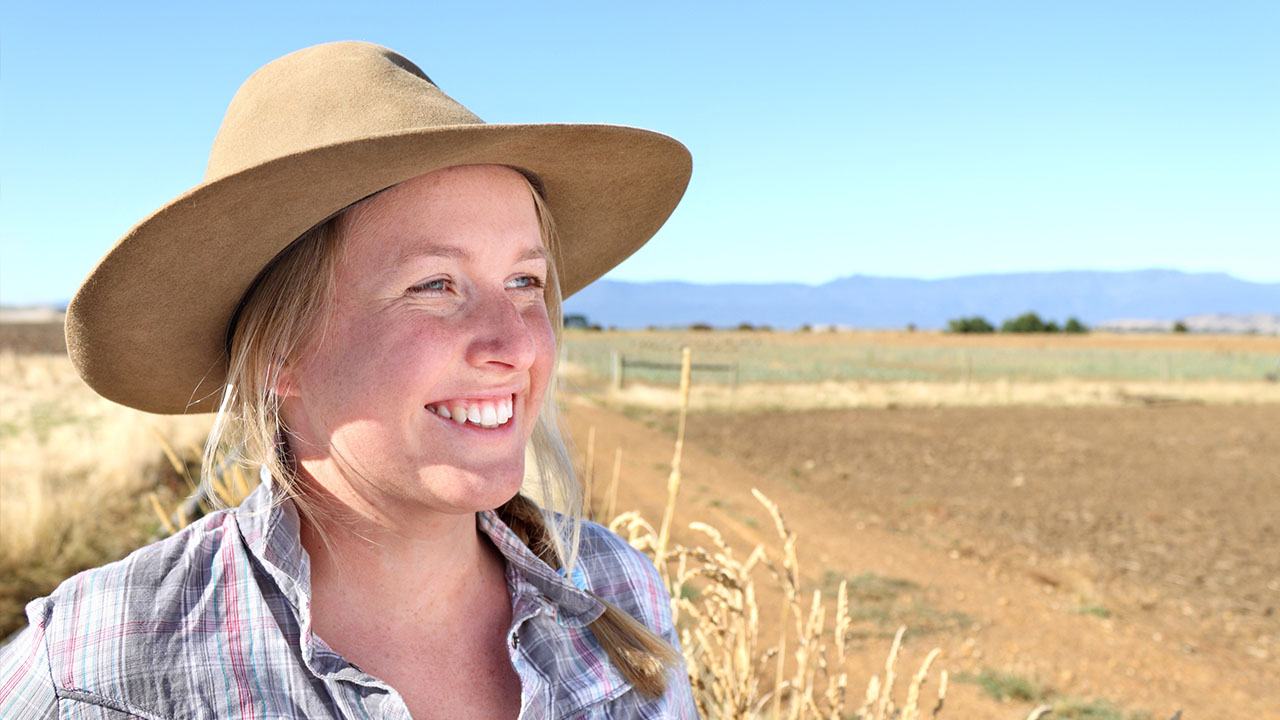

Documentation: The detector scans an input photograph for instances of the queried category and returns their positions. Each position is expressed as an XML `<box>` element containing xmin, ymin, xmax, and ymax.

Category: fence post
<box><xmin>611</xmin><ymin>349</ymin><xmax>623</xmax><ymax>391</ymax></box>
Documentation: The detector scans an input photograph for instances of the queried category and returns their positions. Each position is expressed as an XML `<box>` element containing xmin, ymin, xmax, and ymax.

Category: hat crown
<box><xmin>206</xmin><ymin>42</ymin><xmax>483</xmax><ymax>181</ymax></box>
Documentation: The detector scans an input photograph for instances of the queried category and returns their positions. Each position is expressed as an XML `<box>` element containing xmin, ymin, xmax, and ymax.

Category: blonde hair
<box><xmin>202</xmin><ymin>171</ymin><xmax>677</xmax><ymax>697</ymax></box>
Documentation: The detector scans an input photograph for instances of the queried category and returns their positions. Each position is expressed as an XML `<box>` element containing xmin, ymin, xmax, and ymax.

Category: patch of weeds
<box><xmin>7</xmin><ymin>402</ymin><xmax>90</xmax><ymax>443</ymax></box>
<box><xmin>679</xmin><ymin>585</ymin><xmax>701</xmax><ymax>601</ymax></box>
<box><xmin>822</xmin><ymin>572</ymin><xmax>970</xmax><ymax>639</ymax></box>
<box><xmin>1050</xmin><ymin>697</ymin><xmax>1152</xmax><ymax>720</ymax></box>
<box><xmin>838</xmin><ymin>572</ymin><xmax>919</xmax><ymax>602</ymax></box>
<box><xmin>706</xmin><ymin>498</ymin><xmax>729</xmax><ymax>509</ymax></box>
<box><xmin>954</xmin><ymin>668</ymin><xmax>1046</xmax><ymax>703</ymax></box>
<box><xmin>1075</xmin><ymin>603</ymin><xmax>1111</xmax><ymax>618</ymax></box>
<box><xmin>740</xmin><ymin>516</ymin><xmax>758</xmax><ymax>529</ymax></box>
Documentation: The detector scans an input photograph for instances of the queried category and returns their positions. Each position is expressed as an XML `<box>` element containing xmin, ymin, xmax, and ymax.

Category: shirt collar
<box><xmin>233</xmin><ymin>476</ymin><xmax>628</xmax><ymax>713</ymax></box>
<box><xmin>233</xmin><ymin>475</ymin><xmax>605</xmax><ymax>625</ymax></box>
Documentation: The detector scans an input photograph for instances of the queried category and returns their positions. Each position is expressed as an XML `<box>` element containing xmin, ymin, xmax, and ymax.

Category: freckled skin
<box><xmin>281</xmin><ymin>164</ymin><xmax>555</xmax><ymax>524</ymax></box>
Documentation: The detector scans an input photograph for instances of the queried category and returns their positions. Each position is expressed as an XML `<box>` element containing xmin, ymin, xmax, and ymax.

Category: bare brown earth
<box><xmin>563</xmin><ymin>398</ymin><xmax>1280</xmax><ymax>720</ymax></box>
<box><xmin>0</xmin><ymin>320</ymin><xmax>66</xmax><ymax>354</ymax></box>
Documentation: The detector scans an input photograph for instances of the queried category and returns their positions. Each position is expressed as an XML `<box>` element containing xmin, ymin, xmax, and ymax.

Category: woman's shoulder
<box><xmin>9</xmin><ymin>509</ymin><xmax>245</xmax><ymax>686</ymax></box>
<box><xmin>573</xmin><ymin>520</ymin><xmax>672</xmax><ymax>631</ymax></box>
<box><xmin>31</xmin><ymin>508</ymin><xmax>241</xmax><ymax>624</ymax></box>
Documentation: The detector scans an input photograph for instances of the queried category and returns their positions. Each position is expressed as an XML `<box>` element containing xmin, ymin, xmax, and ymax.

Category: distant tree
<box><xmin>1044</xmin><ymin>320</ymin><xmax>1061</xmax><ymax>333</ymax></box>
<box><xmin>947</xmin><ymin>316</ymin><xmax>995</xmax><ymax>333</ymax></box>
<box><xmin>563</xmin><ymin>313</ymin><xmax>590</xmax><ymax>329</ymax></box>
<box><xmin>737</xmin><ymin>322</ymin><xmax>755</xmax><ymax>331</ymax></box>
<box><xmin>1173</xmin><ymin>320</ymin><xmax>1189</xmax><ymax>333</ymax></box>
<box><xmin>1001</xmin><ymin>312</ymin><xmax>1048</xmax><ymax>333</ymax></box>
<box><xmin>906</xmin><ymin>323</ymin><xmax>917</xmax><ymax>333</ymax></box>
<box><xmin>689</xmin><ymin>322</ymin><xmax>713</xmax><ymax>332</ymax></box>
<box><xmin>1064</xmin><ymin>317</ymin><xmax>1088</xmax><ymax>333</ymax></box>
<box><xmin>799</xmin><ymin>323</ymin><xmax>813</xmax><ymax>332</ymax></box>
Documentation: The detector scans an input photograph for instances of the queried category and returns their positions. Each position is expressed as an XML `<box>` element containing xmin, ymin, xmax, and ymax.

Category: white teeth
<box><xmin>430</xmin><ymin>397</ymin><xmax>516</xmax><ymax>428</ymax></box>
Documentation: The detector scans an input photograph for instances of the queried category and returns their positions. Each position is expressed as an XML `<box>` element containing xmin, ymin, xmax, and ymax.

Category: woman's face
<box><xmin>279</xmin><ymin>165</ymin><xmax>555</xmax><ymax>518</ymax></box>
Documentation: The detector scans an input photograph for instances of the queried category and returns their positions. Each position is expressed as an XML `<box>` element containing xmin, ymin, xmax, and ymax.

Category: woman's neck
<box><xmin>296</xmin><ymin>488</ymin><xmax>522</xmax><ymax>719</ymax></box>
<box><xmin>287</xmin><ymin>463</ymin><xmax>508</xmax><ymax>624</ymax></box>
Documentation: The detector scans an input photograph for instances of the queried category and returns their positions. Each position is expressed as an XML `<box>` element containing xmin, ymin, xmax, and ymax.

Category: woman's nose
<box><xmin>463</xmin><ymin>292</ymin><xmax>538</xmax><ymax>372</ymax></box>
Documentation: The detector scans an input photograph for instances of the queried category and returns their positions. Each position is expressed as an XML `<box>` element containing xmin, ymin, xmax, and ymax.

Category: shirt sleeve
<box><xmin>0</xmin><ymin>615</ymin><xmax>59</xmax><ymax>719</ymax></box>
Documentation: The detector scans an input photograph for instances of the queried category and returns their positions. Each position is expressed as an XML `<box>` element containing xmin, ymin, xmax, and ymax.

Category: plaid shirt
<box><xmin>0</xmin><ymin>480</ymin><xmax>696</xmax><ymax>718</ymax></box>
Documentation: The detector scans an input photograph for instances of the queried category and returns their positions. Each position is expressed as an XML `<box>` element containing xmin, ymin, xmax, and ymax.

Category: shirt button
<box><xmin>510</xmin><ymin>632</ymin><xmax>520</xmax><ymax>649</ymax></box>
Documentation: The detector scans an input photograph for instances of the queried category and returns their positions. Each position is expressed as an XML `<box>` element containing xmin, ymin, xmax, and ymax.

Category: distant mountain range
<box><xmin>564</xmin><ymin>269</ymin><xmax>1280</xmax><ymax>331</ymax></box>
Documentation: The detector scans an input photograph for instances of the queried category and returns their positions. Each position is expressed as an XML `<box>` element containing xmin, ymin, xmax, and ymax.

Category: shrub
<box><xmin>1064</xmin><ymin>317</ymin><xmax>1088</xmax><ymax>334</ymax></box>
<box><xmin>947</xmin><ymin>316</ymin><xmax>995</xmax><ymax>333</ymax></box>
<box><xmin>1001</xmin><ymin>312</ymin><xmax>1050</xmax><ymax>333</ymax></box>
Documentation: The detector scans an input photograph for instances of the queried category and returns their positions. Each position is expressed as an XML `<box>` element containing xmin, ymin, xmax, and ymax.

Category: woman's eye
<box><xmin>410</xmin><ymin>277</ymin><xmax>451</xmax><ymax>294</ymax></box>
<box><xmin>507</xmin><ymin>275</ymin><xmax>546</xmax><ymax>291</ymax></box>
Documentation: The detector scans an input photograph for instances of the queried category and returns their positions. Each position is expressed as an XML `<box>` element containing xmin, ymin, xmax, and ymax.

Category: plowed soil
<box><xmin>564</xmin><ymin>399</ymin><xmax>1280</xmax><ymax>719</ymax></box>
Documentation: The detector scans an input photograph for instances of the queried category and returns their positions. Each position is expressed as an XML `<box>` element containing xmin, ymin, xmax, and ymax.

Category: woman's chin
<box><xmin>420</xmin><ymin>465</ymin><xmax>527</xmax><ymax>513</ymax></box>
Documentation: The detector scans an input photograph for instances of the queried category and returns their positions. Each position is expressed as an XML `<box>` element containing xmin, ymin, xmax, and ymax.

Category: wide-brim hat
<box><xmin>66</xmin><ymin>41</ymin><xmax>691</xmax><ymax>415</ymax></box>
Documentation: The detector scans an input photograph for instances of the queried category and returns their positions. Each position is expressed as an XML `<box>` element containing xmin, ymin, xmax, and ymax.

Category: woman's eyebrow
<box><xmin>517</xmin><ymin>246</ymin><xmax>550</xmax><ymax>263</ymax></box>
<box><xmin>392</xmin><ymin>245</ymin><xmax>548</xmax><ymax>266</ymax></box>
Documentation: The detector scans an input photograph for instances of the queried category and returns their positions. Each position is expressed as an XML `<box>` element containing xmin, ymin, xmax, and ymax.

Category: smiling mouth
<box><xmin>425</xmin><ymin>395</ymin><xmax>515</xmax><ymax>429</ymax></box>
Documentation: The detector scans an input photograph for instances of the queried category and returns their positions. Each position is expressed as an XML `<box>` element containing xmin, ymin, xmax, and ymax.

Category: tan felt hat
<box><xmin>66</xmin><ymin>41</ymin><xmax>691</xmax><ymax>415</ymax></box>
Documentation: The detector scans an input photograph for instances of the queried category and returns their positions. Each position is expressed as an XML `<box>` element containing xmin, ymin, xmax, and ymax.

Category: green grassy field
<box><xmin>563</xmin><ymin>329</ymin><xmax>1280</xmax><ymax>386</ymax></box>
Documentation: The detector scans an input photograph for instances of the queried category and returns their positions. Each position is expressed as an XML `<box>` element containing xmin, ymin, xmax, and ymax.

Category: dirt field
<box><xmin>564</xmin><ymin>399</ymin><xmax>1280</xmax><ymax>719</ymax></box>
<box><xmin>0</xmin><ymin>320</ymin><xmax>66</xmax><ymax>354</ymax></box>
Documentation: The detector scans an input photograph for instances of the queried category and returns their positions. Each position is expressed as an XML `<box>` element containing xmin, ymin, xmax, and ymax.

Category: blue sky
<box><xmin>2</xmin><ymin>1</ymin><xmax>1277</xmax><ymax>305</ymax></box>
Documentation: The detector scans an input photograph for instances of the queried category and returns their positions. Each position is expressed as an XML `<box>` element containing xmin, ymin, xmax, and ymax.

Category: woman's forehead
<box><xmin>339</xmin><ymin>165</ymin><xmax>543</xmax><ymax>263</ymax></box>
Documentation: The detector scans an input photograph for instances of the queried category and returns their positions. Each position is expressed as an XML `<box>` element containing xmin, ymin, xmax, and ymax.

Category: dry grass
<box><xmin>0</xmin><ymin>351</ymin><xmax>211</xmax><ymax>636</ymax></box>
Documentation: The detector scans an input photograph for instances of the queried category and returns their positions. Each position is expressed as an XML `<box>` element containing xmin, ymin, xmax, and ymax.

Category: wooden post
<box><xmin>610</xmin><ymin>349</ymin><xmax>623</xmax><ymax>391</ymax></box>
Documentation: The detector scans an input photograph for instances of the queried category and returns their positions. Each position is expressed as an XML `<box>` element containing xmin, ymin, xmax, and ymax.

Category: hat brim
<box><xmin>66</xmin><ymin>123</ymin><xmax>691</xmax><ymax>414</ymax></box>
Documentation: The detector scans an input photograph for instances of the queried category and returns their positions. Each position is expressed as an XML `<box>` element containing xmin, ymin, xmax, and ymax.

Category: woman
<box><xmin>0</xmin><ymin>42</ymin><xmax>695</xmax><ymax>718</ymax></box>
